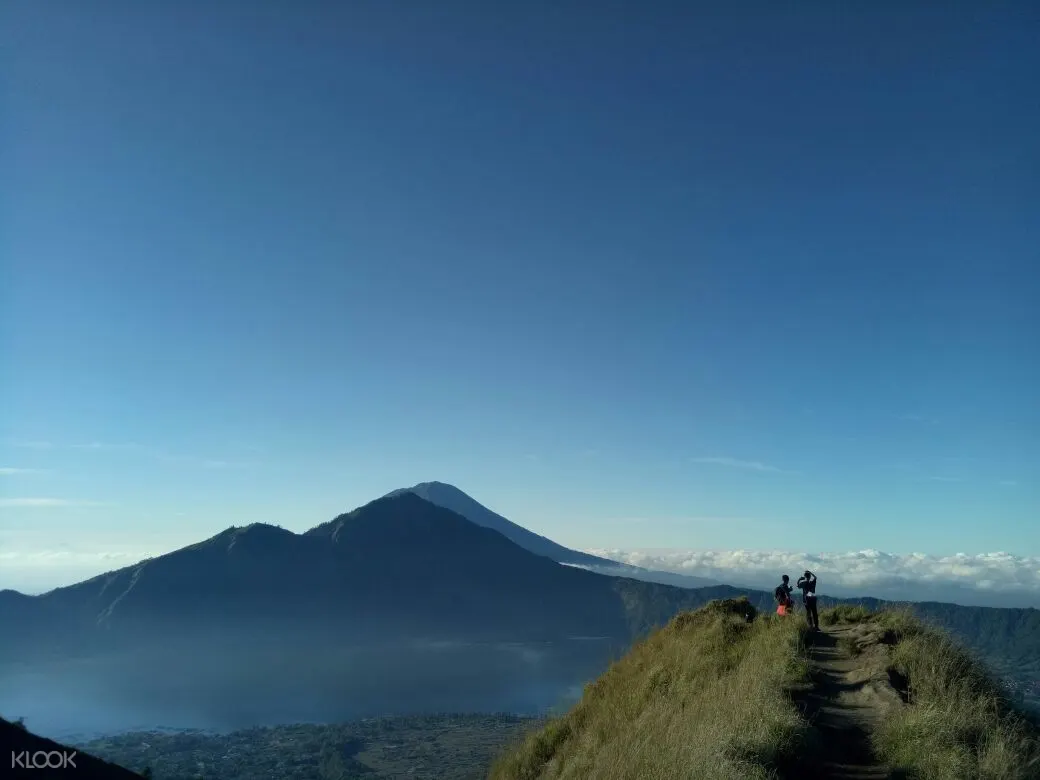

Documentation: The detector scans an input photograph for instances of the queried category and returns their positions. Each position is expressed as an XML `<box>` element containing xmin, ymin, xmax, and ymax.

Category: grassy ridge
<box><xmin>820</xmin><ymin>604</ymin><xmax>1040</xmax><ymax>778</ymax></box>
<box><xmin>489</xmin><ymin>598</ymin><xmax>812</xmax><ymax>780</ymax></box>
<box><xmin>492</xmin><ymin>600</ymin><xmax>1040</xmax><ymax>780</ymax></box>
<box><xmin>849</xmin><ymin>609</ymin><xmax>1040</xmax><ymax>779</ymax></box>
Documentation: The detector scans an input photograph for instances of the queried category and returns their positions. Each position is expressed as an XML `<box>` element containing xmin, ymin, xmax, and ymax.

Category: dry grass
<box><xmin>488</xmin><ymin>598</ymin><xmax>813</xmax><ymax>780</ymax></box>
<box><xmin>820</xmin><ymin>603</ymin><xmax>875</xmax><ymax>626</ymax></box>
<box><xmin>871</xmin><ymin>612</ymin><xmax>1040</xmax><ymax>780</ymax></box>
<box><xmin>818</xmin><ymin>605</ymin><xmax>1040</xmax><ymax>779</ymax></box>
<box><xmin>493</xmin><ymin>603</ymin><xmax>1039</xmax><ymax>780</ymax></box>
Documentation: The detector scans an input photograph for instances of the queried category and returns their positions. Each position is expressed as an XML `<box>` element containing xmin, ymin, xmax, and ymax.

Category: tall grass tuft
<box><xmin>872</xmin><ymin>615</ymin><xmax>1040</xmax><ymax>780</ymax></box>
<box><xmin>819</xmin><ymin>604</ymin><xmax>874</xmax><ymax>626</ymax></box>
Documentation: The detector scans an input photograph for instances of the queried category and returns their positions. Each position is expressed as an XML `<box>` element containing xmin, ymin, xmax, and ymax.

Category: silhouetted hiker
<box><xmin>797</xmin><ymin>570</ymin><xmax>819</xmax><ymax>630</ymax></box>
<box><xmin>774</xmin><ymin>575</ymin><xmax>794</xmax><ymax>616</ymax></box>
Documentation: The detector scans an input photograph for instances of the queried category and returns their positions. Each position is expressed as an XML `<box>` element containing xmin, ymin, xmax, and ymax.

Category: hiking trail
<box><xmin>790</xmin><ymin>624</ymin><xmax>908</xmax><ymax>780</ymax></box>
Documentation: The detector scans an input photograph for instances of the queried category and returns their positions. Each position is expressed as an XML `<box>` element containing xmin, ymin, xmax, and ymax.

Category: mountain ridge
<box><xmin>381</xmin><ymin>481</ymin><xmax>613</xmax><ymax>567</ymax></box>
<box><xmin>2</xmin><ymin>489</ymin><xmax>1037</xmax><ymax>664</ymax></box>
<box><xmin>384</xmin><ymin>481</ymin><xmax>720</xmax><ymax>588</ymax></box>
<box><xmin>0</xmin><ymin>487</ymin><xmax>1036</xmax><ymax>736</ymax></box>
<box><xmin>490</xmin><ymin>601</ymin><xmax>1040</xmax><ymax>779</ymax></box>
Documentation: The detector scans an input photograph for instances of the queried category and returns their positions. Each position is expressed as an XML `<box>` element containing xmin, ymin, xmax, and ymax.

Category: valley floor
<box><xmin>80</xmin><ymin>714</ymin><xmax>534</xmax><ymax>780</ymax></box>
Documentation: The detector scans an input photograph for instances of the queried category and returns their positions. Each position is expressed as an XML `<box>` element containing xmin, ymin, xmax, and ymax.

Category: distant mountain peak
<box><xmin>412</xmin><ymin>480</ymin><xmax>462</xmax><ymax>491</ymax></box>
<box><xmin>384</xmin><ymin>481</ymin><xmax>464</xmax><ymax>499</ymax></box>
<box><xmin>380</xmin><ymin>481</ymin><xmax>620</xmax><ymax>569</ymax></box>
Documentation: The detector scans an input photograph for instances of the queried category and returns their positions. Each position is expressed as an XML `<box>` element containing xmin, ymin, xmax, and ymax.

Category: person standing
<box><xmin>797</xmin><ymin>570</ymin><xmax>819</xmax><ymax>630</ymax></box>
<box><xmin>774</xmin><ymin>574</ymin><xmax>795</xmax><ymax>616</ymax></box>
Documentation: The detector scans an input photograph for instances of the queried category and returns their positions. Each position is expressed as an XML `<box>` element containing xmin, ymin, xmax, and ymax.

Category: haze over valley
<box><xmin>3</xmin><ymin>485</ymin><xmax>1039</xmax><ymax>741</ymax></box>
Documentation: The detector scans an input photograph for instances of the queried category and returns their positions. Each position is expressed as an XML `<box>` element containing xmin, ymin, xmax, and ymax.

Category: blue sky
<box><xmin>2</xmin><ymin>2</ymin><xmax>1038</xmax><ymax>591</ymax></box>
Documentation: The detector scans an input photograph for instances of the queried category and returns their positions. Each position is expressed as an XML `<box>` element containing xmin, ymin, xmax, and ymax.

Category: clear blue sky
<box><xmin>2</xmin><ymin>2</ymin><xmax>1038</xmax><ymax>583</ymax></box>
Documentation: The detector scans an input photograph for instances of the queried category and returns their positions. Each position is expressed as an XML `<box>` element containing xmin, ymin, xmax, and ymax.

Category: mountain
<box><xmin>1</xmin><ymin>489</ymin><xmax>1036</xmax><ymax>736</ymax></box>
<box><xmin>3</xmin><ymin>491</ymin><xmax>1037</xmax><ymax>666</ymax></box>
<box><xmin>4</xmin><ymin>493</ymin><xmax>664</xmax><ymax>658</ymax></box>
<box><xmin>383</xmin><ymin>484</ymin><xmax>1040</xmax><ymax>672</ymax></box>
<box><xmin>1</xmin><ymin>717</ymin><xmax>143</xmax><ymax>778</ymax></box>
<box><xmin>0</xmin><ymin>494</ymin><xmax>735</xmax><ymax>734</ymax></box>
<box><xmin>383</xmin><ymin>481</ymin><xmax>611</xmax><ymax>567</ymax></box>
<box><xmin>491</xmin><ymin>601</ymin><xmax>1040</xmax><ymax>779</ymax></box>
<box><xmin>387</xmin><ymin>481</ymin><xmax>719</xmax><ymax>587</ymax></box>
<box><xmin>0</xmin><ymin>492</ymin><xmax>762</xmax><ymax>669</ymax></box>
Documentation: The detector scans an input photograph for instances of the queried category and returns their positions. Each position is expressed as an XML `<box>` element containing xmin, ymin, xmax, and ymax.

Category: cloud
<box><xmin>0</xmin><ymin>497</ymin><xmax>109</xmax><ymax>508</ymax></box>
<box><xmin>585</xmin><ymin>547</ymin><xmax>1040</xmax><ymax>608</ymax></box>
<box><xmin>691</xmin><ymin>456</ymin><xmax>790</xmax><ymax>474</ymax></box>
<box><xmin>0</xmin><ymin>467</ymin><xmax>47</xmax><ymax>475</ymax></box>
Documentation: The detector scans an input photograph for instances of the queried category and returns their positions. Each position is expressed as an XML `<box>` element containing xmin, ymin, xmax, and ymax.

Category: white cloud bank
<box><xmin>585</xmin><ymin>548</ymin><xmax>1040</xmax><ymax>608</ymax></box>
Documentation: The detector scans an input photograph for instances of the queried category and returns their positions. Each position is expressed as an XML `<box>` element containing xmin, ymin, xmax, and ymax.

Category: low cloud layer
<box><xmin>586</xmin><ymin>548</ymin><xmax>1040</xmax><ymax>608</ymax></box>
<box><xmin>3</xmin><ymin>542</ymin><xmax>1039</xmax><ymax>610</ymax></box>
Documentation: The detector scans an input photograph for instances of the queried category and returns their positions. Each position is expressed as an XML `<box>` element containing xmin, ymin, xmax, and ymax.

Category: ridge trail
<box><xmin>790</xmin><ymin>624</ymin><xmax>907</xmax><ymax>780</ymax></box>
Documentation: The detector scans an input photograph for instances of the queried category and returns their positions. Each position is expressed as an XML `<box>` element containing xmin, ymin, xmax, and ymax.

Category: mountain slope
<box><xmin>2</xmin><ymin>493</ymin><xmax>723</xmax><ymax>663</ymax></box>
<box><xmin>1</xmin><ymin>717</ymin><xmax>143</xmax><ymax>779</ymax></box>
<box><xmin>386</xmin><ymin>481</ymin><xmax>718</xmax><ymax>587</ymax></box>
<box><xmin>0</xmin><ymin>494</ymin><xmax>742</xmax><ymax>733</ymax></box>
<box><xmin>490</xmin><ymin>598</ymin><xmax>809</xmax><ymax>780</ymax></box>
<box><xmin>2</xmin><ymin>491</ymin><xmax>1036</xmax><ymax>738</ymax></box>
<box><xmin>491</xmin><ymin>601</ymin><xmax>1040</xmax><ymax>780</ymax></box>
<box><xmin>2</xmin><ymin>500</ymin><xmax>1037</xmax><ymax>677</ymax></box>
<box><xmin>384</xmin><ymin>481</ymin><xmax>610</xmax><ymax>566</ymax></box>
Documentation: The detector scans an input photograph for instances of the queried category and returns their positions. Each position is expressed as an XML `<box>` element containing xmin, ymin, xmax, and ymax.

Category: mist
<box><xmin>0</xmin><ymin>631</ymin><xmax>619</xmax><ymax>740</ymax></box>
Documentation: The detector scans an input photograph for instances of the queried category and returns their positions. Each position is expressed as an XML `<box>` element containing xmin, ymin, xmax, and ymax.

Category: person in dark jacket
<box><xmin>774</xmin><ymin>575</ymin><xmax>794</xmax><ymax>615</ymax></box>
<box><xmin>797</xmin><ymin>570</ymin><xmax>819</xmax><ymax>630</ymax></box>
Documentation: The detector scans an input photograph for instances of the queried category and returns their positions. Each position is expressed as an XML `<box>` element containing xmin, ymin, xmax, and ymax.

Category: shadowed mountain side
<box><xmin>1</xmin><ymin>717</ymin><xmax>143</xmax><ymax>778</ymax></box>
<box><xmin>1</xmin><ymin>495</ymin><xmax>738</xmax><ymax>668</ymax></box>
<box><xmin>1</xmin><ymin>493</ymin><xmax>1036</xmax><ymax>692</ymax></box>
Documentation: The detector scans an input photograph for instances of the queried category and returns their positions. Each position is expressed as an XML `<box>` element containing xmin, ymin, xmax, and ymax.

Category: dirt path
<box><xmin>790</xmin><ymin>625</ymin><xmax>906</xmax><ymax>780</ymax></box>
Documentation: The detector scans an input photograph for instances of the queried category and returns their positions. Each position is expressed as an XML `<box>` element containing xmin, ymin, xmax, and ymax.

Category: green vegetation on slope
<box><xmin>824</xmin><ymin>607</ymin><xmax>1040</xmax><ymax>780</ymax></box>
<box><xmin>489</xmin><ymin>598</ymin><xmax>813</xmax><ymax>780</ymax></box>
<box><xmin>491</xmin><ymin>600</ymin><xmax>1040</xmax><ymax>780</ymax></box>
